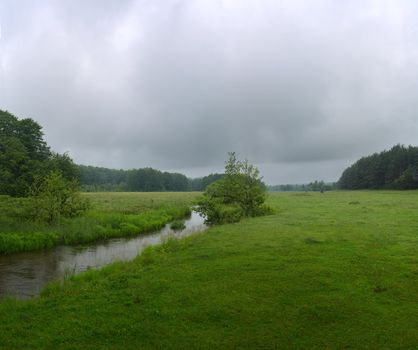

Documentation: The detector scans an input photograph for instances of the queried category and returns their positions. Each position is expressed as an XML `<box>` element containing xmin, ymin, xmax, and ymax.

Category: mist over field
<box><xmin>1</xmin><ymin>0</ymin><xmax>418</xmax><ymax>183</ymax></box>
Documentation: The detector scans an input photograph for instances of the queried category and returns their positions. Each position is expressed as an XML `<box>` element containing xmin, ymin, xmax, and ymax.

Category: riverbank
<box><xmin>0</xmin><ymin>192</ymin><xmax>199</xmax><ymax>254</ymax></box>
<box><xmin>0</xmin><ymin>211</ymin><xmax>206</xmax><ymax>299</ymax></box>
<box><xmin>0</xmin><ymin>191</ymin><xmax>417</xmax><ymax>348</ymax></box>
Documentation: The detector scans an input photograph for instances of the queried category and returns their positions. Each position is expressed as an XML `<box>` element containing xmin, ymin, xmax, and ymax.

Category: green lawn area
<box><xmin>0</xmin><ymin>191</ymin><xmax>417</xmax><ymax>349</ymax></box>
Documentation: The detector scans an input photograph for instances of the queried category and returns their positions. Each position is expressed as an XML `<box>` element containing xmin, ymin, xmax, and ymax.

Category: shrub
<box><xmin>29</xmin><ymin>171</ymin><xmax>90</xmax><ymax>224</ymax></box>
<box><xmin>196</xmin><ymin>152</ymin><xmax>267</xmax><ymax>224</ymax></box>
<box><xmin>170</xmin><ymin>220</ymin><xmax>186</xmax><ymax>230</ymax></box>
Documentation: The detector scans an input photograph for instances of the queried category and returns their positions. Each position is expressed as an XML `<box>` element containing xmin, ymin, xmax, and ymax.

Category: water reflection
<box><xmin>0</xmin><ymin>212</ymin><xmax>206</xmax><ymax>299</ymax></box>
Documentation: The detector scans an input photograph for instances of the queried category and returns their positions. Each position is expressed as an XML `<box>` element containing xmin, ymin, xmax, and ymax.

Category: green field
<box><xmin>0</xmin><ymin>192</ymin><xmax>198</xmax><ymax>253</ymax></box>
<box><xmin>0</xmin><ymin>191</ymin><xmax>417</xmax><ymax>349</ymax></box>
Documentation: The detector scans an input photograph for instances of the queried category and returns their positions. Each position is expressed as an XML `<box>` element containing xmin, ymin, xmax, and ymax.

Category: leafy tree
<box><xmin>196</xmin><ymin>152</ymin><xmax>268</xmax><ymax>224</ymax></box>
<box><xmin>0</xmin><ymin>109</ymin><xmax>80</xmax><ymax>196</ymax></box>
<box><xmin>29</xmin><ymin>171</ymin><xmax>89</xmax><ymax>224</ymax></box>
<box><xmin>190</xmin><ymin>173</ymin><xmax>224</xmax><ymax>191</ymax></box>
<box><xmin>0</xmin><ymin>136</ymin><xmax>30</xmax><ymax>196</ymax></box>
<box><xmin>47</xmin><ymin>152</ymin><xmax>80</xmax><ymax>181</ymax></box>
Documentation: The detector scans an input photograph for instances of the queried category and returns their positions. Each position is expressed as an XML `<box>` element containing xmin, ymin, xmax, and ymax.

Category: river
<box><xmin>0</xmin><ymin>211</ymin><xmax>206</xmax><ymax>299</ymax></box>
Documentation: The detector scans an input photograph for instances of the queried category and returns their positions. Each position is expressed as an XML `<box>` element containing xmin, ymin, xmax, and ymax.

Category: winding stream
<box><xmin>0</xmin><ymin>211</ymin><xmax>206</xmax><ymax>299</ymax></box>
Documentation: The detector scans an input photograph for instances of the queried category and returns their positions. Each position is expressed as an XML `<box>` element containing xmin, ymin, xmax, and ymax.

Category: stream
<box><xmin>0</xmin><ymin>211</ymin><xmax>206</xmax><ymax>299</ymax></box>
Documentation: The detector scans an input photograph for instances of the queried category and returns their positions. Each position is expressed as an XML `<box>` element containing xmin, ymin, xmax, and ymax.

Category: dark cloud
<box><xmin>1</xmin><ymin>0</ymin><xmax>418</xmax><ymax>183</ymax></box>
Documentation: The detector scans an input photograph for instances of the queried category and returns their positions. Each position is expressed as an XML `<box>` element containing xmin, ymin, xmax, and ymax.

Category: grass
<box><xmin>0</xmin><ymin>231</ymin><xmax>59</xmax><ymax>254</ymax></box>
<box><xmin>0</xmin><ymin>191</ymin><xmax>417</xmax><ymax>349</ymax></box>
<box><xmin>0</xmin><ymin>192</ymin><xmax>199</xmax><ymax>253</ymax></box>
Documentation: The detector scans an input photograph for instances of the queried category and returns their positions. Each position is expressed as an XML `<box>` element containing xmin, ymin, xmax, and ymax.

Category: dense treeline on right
<box><xmin>338</xmin><ymin>144</ymin><xmax>418</xmax><ymax>190</ymax></box>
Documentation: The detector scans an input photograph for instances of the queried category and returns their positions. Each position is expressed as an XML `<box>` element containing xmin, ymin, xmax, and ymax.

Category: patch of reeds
<box><xmin>0</xmin><ymin>232</ymin><xmax>59</xmax><ymax>254</ymax></box>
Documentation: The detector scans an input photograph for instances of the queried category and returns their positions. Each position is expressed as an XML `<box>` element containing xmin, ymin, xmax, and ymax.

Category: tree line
<box><xmin>269</xmin><ymin>181</ymin><xmax>337</xmax><ymax>192</ymax></box>
<box><xmin>0</xmin><ymin>109</ymin><xmax>222</xmax><ymax>195</ymax></box>
<box><xmin>79</xmin><ymin>165</ymin><xmax>223</xmax><ymax>192</ymax></box>
<box><xmin>338</xmin><ymin>144</ymin><xmax>418</xmax><ymax>189</ymax></box>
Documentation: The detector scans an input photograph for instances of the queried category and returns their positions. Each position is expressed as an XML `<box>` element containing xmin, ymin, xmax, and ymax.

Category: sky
<box><xmin>1</xmin><ymin>0</ymin><xmax>418</xmax><ymax>184</ymax></box>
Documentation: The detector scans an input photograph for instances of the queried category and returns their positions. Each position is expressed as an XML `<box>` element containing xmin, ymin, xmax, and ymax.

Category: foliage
<box><xmin>189</xmin><ymin>173</ymin><xmax>224</xmax><ymax>191</ymax></box>
<box><xmin>48</xmin><ymin>152</ymin><xmax>80</xmax><ymax>181</ymax></box>
<box><xmin>79</xmin><ymin>165</ymin><xmax>128</xmax><ymax>191</ymax></box>
<box><xmin>0</xmin><ymin>192</ymin><xmax>197</xmax><ymax>253</ymax></box>
<box><xmin>170</xmin><ymin>219</ymin><xmax>186</xmax><ymax>230</ymax></box>
<box><xmin>0</xmin><ymin>192</ymin><xmax>417</xmax><ymax>349</ymax></box>
<box><xmin>79</xmin><ymin>165</ymin><xmax>224</xmax><ymax>192</ymax></box>
<box><xmin>338</xmin><ymin>144</ymin><xmax>418</xmax><ymax>189</ymax></box>
<box><xmin>269</xmin><ymin>181</ymin><xmax>337</xmax><ymax>192</ymax></box>
<box><xmin>28</xmin><ymin>171</ymin><xmax>89</xmax><ymax>224</ymax></box>
<box><xmin>196</xmin><ymin>152</ymin><xmax>267</xmax><ymax>224</ymax></box>
<box><xmin>126</xmin><ymin>168</ymin><xmax>189</xmax><ymax>192</ymax></box>
<box><xmin>0</xmin><ymin>232</ymin><xmax>59</xmax><ymax>254</ymax></box>
<box><xmin>195</xmin><ymin>196</ymin><xmax>244</xmax><ymax>225</ymax></box>
<box><xmin>0</xmin><ymin>109</ymin><xmax>79</xmax><ymax>196</ymax></box>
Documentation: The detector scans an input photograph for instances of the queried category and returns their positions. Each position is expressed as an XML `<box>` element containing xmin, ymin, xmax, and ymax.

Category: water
<box><xmin>0</xmin><ymin>211</ymin><xmax>206</xmax><ymax>299</ymax></box>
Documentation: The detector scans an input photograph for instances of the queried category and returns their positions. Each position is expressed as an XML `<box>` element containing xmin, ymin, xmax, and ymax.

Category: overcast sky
<box><xmin>1</xmin><ymin>0</ymin><xmax>418</xmax><ymax>184</ymax></box>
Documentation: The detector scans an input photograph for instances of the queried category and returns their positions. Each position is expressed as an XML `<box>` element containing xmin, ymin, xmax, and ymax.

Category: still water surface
<box><xmin>0</xmin><ymin>212</ymin><xmax>206</xmax><ymax>299</ymax></box>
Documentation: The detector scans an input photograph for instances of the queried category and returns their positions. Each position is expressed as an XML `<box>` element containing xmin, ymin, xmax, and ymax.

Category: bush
<box><xmin>170</xmin><ymin>220</ymin><xmax>186</xmax><ymax>230</ymax></box>
<box><xmin>252</xmin><ymin>204</ymin><xmax>275</xmax><ymax>216</ymax></box>
<box><xmin>196</xmin><ymin>152</ymin><xmax>267</xmax><ymax>224</ymax></box>
<box><xmin>29</xmin><ymin>171</ymin><xmax>90</xmax><ymax>224</ymax></box>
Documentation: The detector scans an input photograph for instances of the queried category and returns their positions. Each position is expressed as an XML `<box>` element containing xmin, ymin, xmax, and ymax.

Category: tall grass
<box><xmin>0</xmin><ymin>192</ymin><xmax>198</xmax><ymax>253</ymax></box>
<box><xmin>0</xmin><ymin>232</ymin><xmax>59</xmax><ymax>254</ymax></box>
<box><xmin>60</xmin><ymin>205</ymin><xmax>191</xmax><ymax>244</ymax></box>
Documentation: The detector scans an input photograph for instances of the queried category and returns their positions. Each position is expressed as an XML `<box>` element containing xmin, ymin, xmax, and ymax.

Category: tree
<box><xmin>338</xmin><ymin>144</ymin><xmax>418</xmax><ymax>190</ymax></box>
<box><xmin>0</xmin><ymin>109</ymin><xmax>80</xmax><ymax>196</ymax></box>
<box><xmin>48</xmin><ymin>152</ymin><xmax>80</xmax><ymax>181</ymax></box>
<box><xmin>29</xmin><ymin>171</ymin><xmax>89</xmax><ymax>224</ymax></box>
<box><xmin>0</xmin><ymin>136</ymin><xmax>30</xmax><ymax>196</ymax></box>
<box><xmin>196</xmin><ymin>152</ymin><xmax>268</xmax><ymax>224</ymax></box>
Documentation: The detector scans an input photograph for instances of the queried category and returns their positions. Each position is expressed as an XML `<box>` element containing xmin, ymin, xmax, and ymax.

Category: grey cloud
<box><xmin>1</xmin><ymin>0</ymin><xmax>418</xmax><ymax>183</ymax></box>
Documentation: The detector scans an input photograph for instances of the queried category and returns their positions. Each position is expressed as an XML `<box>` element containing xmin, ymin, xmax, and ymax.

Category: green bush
<box><xmin>252</xmin><ymin>204</ymin><xmax>275</xmax><ymax>216</ymax></box>
<box><xmin>196</xmin><ymin>152</ymin><xmax>267</xmax><ymax>224</ymax></box>
<box><xmin>170</xmin><ymin>220</ymin><xmax>186</xmax><ymax>230</ymax></box>
<box><xmin>29</xmin><ymin>171</ymin><xmax>90</xmax><ymax>224</ymax></box>
<box><xmin>216</xmin><ymin>204</ymin><xmax>244</xmax><ymax>224</ymax></box>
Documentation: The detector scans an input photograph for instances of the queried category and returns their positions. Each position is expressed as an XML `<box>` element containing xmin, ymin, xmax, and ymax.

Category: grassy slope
<box><xmin>0</xmin><ymin>191</ymin><xmax>417</xmax><ymax>349</ymax></box>
<box><xmin>0</xmin><ymin>192</ymin><xmax>198</xmax><ymax>253</ymax></box>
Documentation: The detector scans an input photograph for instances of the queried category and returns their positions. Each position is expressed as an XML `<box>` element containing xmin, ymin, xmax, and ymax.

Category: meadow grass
<box><xmin>0</xmin><ymin>191</ymin><xmax>417</xmax><ymax>349</ymax></box>
<box><xmin>0</xmin><ymin>192</ymin><xmax>198</xmax><ymax>253</ymax></box>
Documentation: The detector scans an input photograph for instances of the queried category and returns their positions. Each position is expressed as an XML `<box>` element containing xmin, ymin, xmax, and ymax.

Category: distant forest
<box><xmin>338</xmin><ymin>145</ymin><xmax>418</xmax><ymax>189</ymax></box>
<box><xmin>269</xmin><ymin>181</ymin><xmax>337</xmax><ymax>192</ymax></box>
<box><xmin>79</xmin><ymin>165</ymin><xmax>223</xmax><ymax>192</ymax></box>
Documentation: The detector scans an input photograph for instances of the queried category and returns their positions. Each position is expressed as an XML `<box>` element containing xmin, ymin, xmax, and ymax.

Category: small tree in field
<box><xmin>29</xmin><ymin>171</ymin><xmax>89</xmax><ymax>224</ymax></box>
<box><xmin>196</xmin><ymin>152</ymin><xmax>269</xmax><ymax>224</ymax></box>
